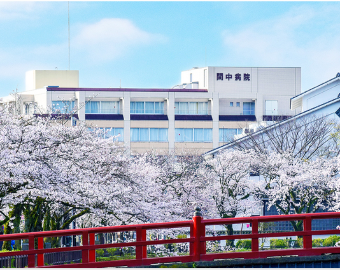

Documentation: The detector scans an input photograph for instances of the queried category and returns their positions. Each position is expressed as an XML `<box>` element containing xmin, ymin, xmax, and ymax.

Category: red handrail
<box><xmin>0</xmin><ymin>211</ymin><xmax>340</xmax><ymax>267</ymax></box>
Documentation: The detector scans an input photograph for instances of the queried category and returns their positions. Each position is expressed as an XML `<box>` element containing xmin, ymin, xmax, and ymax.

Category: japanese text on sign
<box><xmin>217</xmin><ymin>73</ymin><xmax>250</xmax><ymax>81</ymax></box>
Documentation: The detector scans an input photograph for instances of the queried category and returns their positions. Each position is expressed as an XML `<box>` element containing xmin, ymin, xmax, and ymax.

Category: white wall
<box><xmin>302</xmin><ymin>79</ymin><xmax>340</xmax><ymax>111</ymax></box>
<box><xmin>182</xmin><ymin>67</ymin><xmax>301</xmax><ymax>121</ymax></box>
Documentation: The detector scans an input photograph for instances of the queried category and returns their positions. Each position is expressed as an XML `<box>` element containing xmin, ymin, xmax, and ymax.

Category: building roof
<box><xmin>204</xmin><ymin>95</ymin><xmax>340</xmax><ymax>157</ymax></box>
<box><xmin>46</xmin><ymin>87</ymin><xmax>208</xmax><ymax>93</ymax></box>
<box><xmin>290</xmin><ymin>73</ymin><xmax>340</xmax><ymax>110</ymax></box>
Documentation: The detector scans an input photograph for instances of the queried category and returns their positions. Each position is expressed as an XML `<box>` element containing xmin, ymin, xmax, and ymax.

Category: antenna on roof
<box><xmin>336</xmin><ymin>72</ymin><xmax>340</xmax><ymax>78</ymax></box>
<box><xmin>68</xmin><ymin>1</ymin><xmax>70</xmax><ymax>70</ymax></box>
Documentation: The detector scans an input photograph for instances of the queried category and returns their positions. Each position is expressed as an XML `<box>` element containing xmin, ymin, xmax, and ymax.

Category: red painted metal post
<box><xmin>37</xmin><ymin>237</ymin><xmax>44</xmax><ymax>267</ymax></box>
<box><xmin>200</xmin><ymin>223</ymin><xmax>206</xmax><ymax>255</ymax></box>
<box><xmin>303</xmin><ymin>216</ymin><xmax>312</xmax><ymax>249</ymax></box>
<box><xmin>193</xmin><ymin>207</ymin><xmax>203</xmax><ymax>262</ymax></box>
<box><xmin>89</xmin><ymin>233</ymin><xmax>96</xmax><ymax>262</ymax></box>
<box><xmin>28</xmin><ymin>235</ymin><xmax>35</xmax><ymax>268</ymax></box>
<box><xmin>142</xmin><ymin>229</ymin><xmax>147</xmax><ymax>258</ymax></box>
<box><xmin>136</xmin><ymin>228</ymin><xmax>145</xmax><ymax>262</ymax></box>
<box><xmin>251</xmin><ymin>219</ymin><xmax>259</xmax><ymax>252</ymax></box>
<box><xmin>82</xmin><ymin>231</ymin><xmax>89</xmax><ymax>264</ymax></box>
<box><xmin>190</xmin><ymin>223</ymin><xmax>194</xmax><ymax>257</ymax></box>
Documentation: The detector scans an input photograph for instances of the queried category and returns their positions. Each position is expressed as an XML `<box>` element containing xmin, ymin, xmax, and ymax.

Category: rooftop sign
<box><xmin>216</xmin><ymin>73</ymin><xmax>250</xmax><ymax>81</ymax></box>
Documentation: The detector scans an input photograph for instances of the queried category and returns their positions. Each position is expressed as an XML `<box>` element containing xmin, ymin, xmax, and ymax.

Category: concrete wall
<box><xmin>25</xmin><ymin>70</ymin><xmax>79</xmax><ymax>91</ymax></box>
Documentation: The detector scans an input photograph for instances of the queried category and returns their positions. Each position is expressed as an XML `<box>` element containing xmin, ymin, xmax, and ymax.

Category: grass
<box><xmin>96</xmin><ymin>254</ymin><xmax>135</xmax><ymax>261</ymax></box>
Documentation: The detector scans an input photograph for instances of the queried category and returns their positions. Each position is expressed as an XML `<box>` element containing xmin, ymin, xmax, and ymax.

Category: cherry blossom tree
<box><xmin>234</xmin><ymin>115</ymin><xmax>340</xmax><ymax>159</ymax></box>
<box><xmin>0</xmin><ymin>107</ymin><xmax>130</xmax><ymax>236</ymax></box>
<box><xmin>254</xmin><ymin>151</ymin><xmax>339</xmax><ymax>231</ymax></box>
<box><xmin>201</xmin><ymin>149</ymin><xmax>261</xmax><ymax>245</ymax></box>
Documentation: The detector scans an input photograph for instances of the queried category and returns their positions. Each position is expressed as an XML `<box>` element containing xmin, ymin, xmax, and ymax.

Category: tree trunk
<box><xmin>225</xmin><ymin>224</ymin><xmax>234</xmax><ymax>247</ymax></box>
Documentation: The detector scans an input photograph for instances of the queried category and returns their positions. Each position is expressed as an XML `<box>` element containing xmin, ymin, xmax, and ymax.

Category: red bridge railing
<box><xmin>1</xmin><ymin>209</ymin><xmax>340</xmax><ymax>268</ymax></box>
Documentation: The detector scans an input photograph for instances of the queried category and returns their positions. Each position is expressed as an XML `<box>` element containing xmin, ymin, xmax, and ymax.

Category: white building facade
<box><xmin>1</xmin><ymin>67</ymin><xmax>301</xmax><ymax>154</ymax></box>
<box><xmin>205</xmin><ymin>72</ymin><xmax>340</xmax><ymax>157</ymax></box>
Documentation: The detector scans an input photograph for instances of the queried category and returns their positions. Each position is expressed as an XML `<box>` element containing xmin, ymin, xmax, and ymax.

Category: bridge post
<box><xmin>37</xmin><ymin>237</ymin><xmax>44</xmax><ymax>267</ymax></box>
<box><xmin>28</xmin><ymin>235</ymin><xmax>35</xmax><ymax>268</ymax></box>
<box><xmin>82</xmin><ymin>231</ymin><xmax>89</xmax><ymax>264</ymax></box>
<box><xmin>142</xmin><ymin>229</ymin><xmax>147</xmax><ymax>259</ymax></box>
<box><xmin>303</xmin><ymin>216</ymin><xmax>312</xmax><ymax>250</ymax></box>
<box><xmin>192</xmin><ymin>207</ymin><xmax>204</xmax><ymax>262</ymax></box>
<box><xmin>136</xmin><ymin>227</ymin><xmax>147</xmax><ymax>263</ymax></box>
<box><xmin>251</xmin><ymin>219</ymin><xmax>259</xmax><ymax>252</ymax></box>
<box><xmin>89</xmin><ymin>233</ymin><xmax>96</xmax><ymax>262</ymax></box>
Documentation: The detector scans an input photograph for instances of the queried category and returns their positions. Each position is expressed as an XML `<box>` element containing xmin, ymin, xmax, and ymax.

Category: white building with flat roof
<box><xmin>0</xmin><ymin>67</ymin><xmax>301</xmax><ymax>154</ymax></box>
<box><xmin>204</xmin><ymin>72</ymin><xmax>340</xmax><ymax>158</ymax></box>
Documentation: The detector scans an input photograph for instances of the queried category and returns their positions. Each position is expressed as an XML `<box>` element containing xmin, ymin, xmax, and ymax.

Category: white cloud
<box><xmin>221</xmin><ymin>4</ymin><xmax>340</xmax><ymax>91</ymax></box>
<box><xmin>0</xmin><ymin>2</ymin><xmax>52</xmax><ymax>20</ymax></box>
<box><xmin>72</xmin><ymin>18</ymin><xmax>167</xmax><ymax>63</ymax></box>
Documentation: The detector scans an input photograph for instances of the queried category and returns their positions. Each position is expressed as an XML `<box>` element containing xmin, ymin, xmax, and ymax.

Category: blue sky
<box><xmin>1</xmin><ymin>1</ymin><xmax>340</xmax><ymax>96</ymax></box>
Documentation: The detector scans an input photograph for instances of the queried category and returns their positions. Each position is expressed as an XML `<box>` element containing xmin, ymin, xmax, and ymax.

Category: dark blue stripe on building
<box><xmin>34</xmin><ymin>114</ymin><xmax>79</xmax><ymax>120</ymax></box>
<box><xmin>85</xmin><ymin>114</ymin><xmax>124</xmax><ymax>120</ymax></box>
<box><xmin>130</xmin><ymin>114</ymin><xmax>168</xmax><ymax>120</ymax></box>
<box><xmin>219</xmin><ymin>115</ymin><xmax>256</xmax><ymax>121</ymax></box>
<box><xmin>175</xmin><ymin>115</ymin><xmax>212</xmax><ymax>121</ymax></box>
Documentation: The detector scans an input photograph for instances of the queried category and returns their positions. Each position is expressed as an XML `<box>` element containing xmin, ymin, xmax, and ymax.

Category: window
<box><xmin>243</xmin><ymin>102</ymin><xmax>255</xmax><ymax>115</ymax></box>
<box><xmin>265</xmin><ymin>100</ymin><xmax>278</xmax><ymax>115</ymax></box>
<box><xmin>219</xmin><ymin>128</ymin><xmax>243</xmax><ymax>142</ymax></box>
<box><xmin>130</xmin><ymin>102</ymin><xmax>164</xmax><ymax>114</ymax></box>
<box><xmin>190</xmin><ymin>73</ymin><xmax>192</xmax><ymax>83</ymax></box>
<box><xmin>236</xmin><ymin>102</ymin><xmax>240</xmax><ymax>107</ymax></box>
<box><xmin>230</xmin><ymin>102</ymin><xmax>234</xmax><ymax>107</ymax></box>
<box><xmin>85</xmin><ymin>101</ymin><xmax>120</xmax><ymax>114</ymax></box>
<box><xmin>130</xmin><ymin>128</ymin><xmax>168</xmax><ymax>142</ymax></box>
<box><xmin>25</xmin><ymin>103</ymin><xmax>35</xmax><ymax>115</ymax></box>
<box><xmin>175</xmin><ymin>102</ymin><xmax>208</xmax><ymax>115</ymax></box>
<box><xmin>175</xmin><ymin>128</ymin><xmax>212</xmax><ymax>142</ymax></box>
<box><xmin>52</xmin><ymin>100</ymin><xmax>76</xmax><ymax>113</ymax></box>
<box><xmin>88</xmin><ymin>127</ymin><xmax>124</xmax><ymax>142</ymax></box>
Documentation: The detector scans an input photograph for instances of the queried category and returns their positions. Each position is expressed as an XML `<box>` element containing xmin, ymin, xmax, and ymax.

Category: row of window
<box><xmin>219</xmin><ymin>128</ymin><xmax>243</xmax><ymax>142</ymax></box>
<box><xmin>130</xmin><ymin>101</ymin><xmax>209</xmax><ymax>115</ymax></box>
<box><xmin>174</xmin><ymin>102</ymin><xmax>208</xmax><ymax>115</ymax></box>
<box><xmin>131</xmin><ymin>128</ymin><xmax>168</xmax><ymax>142</ymax></box>
<box><xmin>230</xmin><ymin>102</ymin><xmax>240</xmax><ymax>107</ymax></box>
<box><xmin>131</xmin><ymin>128</ymin><xmax>213</xmax><ymax>142</ymax></box>
<box><xmin>175</xmin><ymin>128</ymin><xmax>212</xmax><ymax>142</ymax></box>
<box><xmin>229</xmin><ymin>101</ymin><xmax>255</xmax><ymax>115</ymax></box>
<box><xmin>88</xmin><ymin>127</ymin><xmax>124</xmax><ymax>142</ymax></box>
<box><xmin>52</xmin><ymin>101</ymin><xmax>76</xmax><ymax>114</ymax></box>
<box><xmin>130</xmin><ymin>102</ymin><xmax>164</xmax><ymax>114</ymax></box>
<box><xmin>88</xmin><ymin>128</ymin><xmax>242</xmax><ymax>143</ymax></box>
<box><xmin>86</xmin><ymin>101</ymin><xmax>120</xmax><ymax>114</ymax></box>
<box><xmin>52</xmin><ymin>101</ymin><xmax>256</xmax><ymax>116</ymax></box>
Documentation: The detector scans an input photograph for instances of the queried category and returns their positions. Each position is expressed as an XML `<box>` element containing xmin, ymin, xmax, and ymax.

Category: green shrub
<box><xmin>107</xmin><ymin>248</ymin><xmax>119</xmax><ymax>256</ymax></box>
<box><xmin>312</xmin><ymin>238</ymin><xmax>323</xmax><ymax>247</ymax></box>
<box><xmin>235</xmin><ymin>239</ymin><xmax>252</xmax><ymax>249</ymax></box>
<box><xmin>295</xmin><ymin>238</ymin><xmax>303</xmax><ymax>248</ymax></box>
<box><xmin>96</xmin><ymin>249</ymin><xmax>105</xmax><ymax>257</ymax></box>
<box><xmin>323</xmin><ymin>235</ymin><xmax>340</xmax><ymax>247</ymax></box>
<box><xmin>270</xmin><ymin>239</ymin><xmax>288</xmax><ymax>249</ymax></box>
